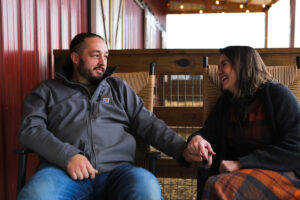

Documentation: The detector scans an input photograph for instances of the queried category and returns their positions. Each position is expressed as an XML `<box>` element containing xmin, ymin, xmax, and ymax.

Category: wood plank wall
<box><xmin>107</xmin><ymin>48</ymin><xmax>300</xmax><ymax>73</ymax></box>
<box><xmin>54</xmin><ymin>48</ymin><xmax>300</xmax><ymax>75</ymax></box>
<box><xmin>0</xmin><ymin>0</ymin><xmax>87</xmax><ymax>199</ymax></box>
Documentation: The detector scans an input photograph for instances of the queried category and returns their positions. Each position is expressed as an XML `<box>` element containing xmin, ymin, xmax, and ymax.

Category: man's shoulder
<box><xmin>29</xmin><ymin>79</ymin><xmax>64</xmax><ymax>93</ymax></box>
<box><xmin>105</xmin><ymin>76</ymin><xmax>128</xmax><ymax>89</ymax></box>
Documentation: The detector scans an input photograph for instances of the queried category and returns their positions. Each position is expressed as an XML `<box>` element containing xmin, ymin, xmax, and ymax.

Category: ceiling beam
<box><xmin>167</xmin><ymin>0</ymin><xmax>281</xmax><ymax>14</ymax></box>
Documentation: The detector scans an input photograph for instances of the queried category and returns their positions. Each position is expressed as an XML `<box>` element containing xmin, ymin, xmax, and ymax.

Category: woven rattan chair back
<box><xmin>111</xmin><ymin>64</ymin><xmax>155</xmax><ymax>168</ymax></box>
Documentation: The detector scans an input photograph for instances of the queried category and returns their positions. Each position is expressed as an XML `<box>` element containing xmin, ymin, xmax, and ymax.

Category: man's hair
<box><xmin>63</xmin><ymin>33</ymin><xmax>105</xmax><ymax>78</ymax></box>
<box><xmin>219</xmin><ymin>46</ymin><xmax>272</xmax><ymax>98</ymax></box>
<box><xmin>69</xmin><ymin>33</ymin><xmax>104</xmax><ymax>54</ymax></box>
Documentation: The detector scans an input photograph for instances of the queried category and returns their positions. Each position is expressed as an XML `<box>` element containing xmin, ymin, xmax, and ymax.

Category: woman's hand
<box><xmin>183</xmin><ymin>135</ymin><xmax>216</xmax><ymax>166</ymax></box>
<box><xmin>219</xmin><ymin>160</ymin><xmax>242</xmax><ymax>173</ymax></box>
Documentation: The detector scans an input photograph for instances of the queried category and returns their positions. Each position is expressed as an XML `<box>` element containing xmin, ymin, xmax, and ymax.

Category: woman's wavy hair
<box><xmin>219</xmin><ymin>46</ymin><xmax>272</xmax><ymax>98</ymax></box>
<box><xmin>63</xmin><ymin>33</ymin><xmax>104</xmax><ymax>78</ymax></box>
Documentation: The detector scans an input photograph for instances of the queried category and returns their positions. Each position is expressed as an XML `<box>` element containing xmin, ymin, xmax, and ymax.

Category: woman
<box><xmin>183</xmin><ymin>46</ymin><xmax>300</xmax><ymax>199</ymax></box>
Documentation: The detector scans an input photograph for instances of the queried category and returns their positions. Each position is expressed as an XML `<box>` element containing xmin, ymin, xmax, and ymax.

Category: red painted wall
<box><xmin>124</xmin><ymin>0</ymin><xmax>166</xmax><ymax>49</ymax></box>
<box><xmin>144</xmin><ymin>0</ymin><xmax>167</xmax><ymax>27</ymax></box>
<box><xmin>124</xmin><ymin>0</ymin><xmax>144</xmax><ymax>49</ymax></box>
<box><xmin>0</xmin><ymin>0</ymin><xmax>87</xmax><ymax>199</ymax></box>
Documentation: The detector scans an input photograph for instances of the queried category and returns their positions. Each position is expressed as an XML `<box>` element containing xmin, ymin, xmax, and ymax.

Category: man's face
<box><xmin>72</xmin><ymin>37</ymin><xmax>108</xmax><ymax>85</ymax></box>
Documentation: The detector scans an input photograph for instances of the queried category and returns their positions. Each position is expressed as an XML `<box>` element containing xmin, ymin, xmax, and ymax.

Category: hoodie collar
<box><xmin>55</xmin><ymin>66</ymin><xmax>118</xmax><ymax>83</ymax></box>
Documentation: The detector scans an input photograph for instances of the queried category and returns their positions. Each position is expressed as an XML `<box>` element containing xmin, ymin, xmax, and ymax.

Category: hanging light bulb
<box><xmin>262</xmin><ymin>4</ymin><xmax>266</xmax><ymax>8</ymax></box>
<box><xmin>216</xmin><ymin>0</ymin><xmax>219</xmax><ymax>5</ymax></box>
<box><xmin>199</xmin><ymin>10</ymin><xmax>203</xmax><ymax>14</ymax></box>
<box><xmin>240</xmin><ymin>0</ymin><xmax>244</xmax><ymax>9</ymax></box>
<box><xmin>180</xmin><ymin>5</ymin><xmax>184</xmax><ymax>9</ymax></box>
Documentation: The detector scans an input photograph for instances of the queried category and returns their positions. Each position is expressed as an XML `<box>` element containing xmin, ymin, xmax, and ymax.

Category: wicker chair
<box><xmin>112</xmin><ymin>63</ymin><xmax>160</xmax><ymax>170</ymax></box>
<box><xmin>197</xmin><ymin>56</ymin><xmax>300</xmax><ymax>200</ymax></box>
<box><xmin>15</xmin><ymin>62</ymin><xmax>159</xmax><ymax>194</ymax></box>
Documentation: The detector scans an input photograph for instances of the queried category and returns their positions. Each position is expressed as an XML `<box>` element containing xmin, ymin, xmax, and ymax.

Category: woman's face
<box><xmin>217</xmin><ymin>54</ymin><xmax>238</xmax><ymax>94</ymax></box>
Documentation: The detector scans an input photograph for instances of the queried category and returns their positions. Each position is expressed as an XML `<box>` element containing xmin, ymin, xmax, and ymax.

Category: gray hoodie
<box><xmin>19</xmin><ymin>67</ymin><xmax>187</xmax><ymax>173</ymax></box>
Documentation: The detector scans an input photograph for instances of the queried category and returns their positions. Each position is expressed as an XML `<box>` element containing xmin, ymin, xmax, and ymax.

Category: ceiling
<box><xmin>167</xmin><ymin>0</ymin><xmax>280</xmax><ymax>14</ymax></box>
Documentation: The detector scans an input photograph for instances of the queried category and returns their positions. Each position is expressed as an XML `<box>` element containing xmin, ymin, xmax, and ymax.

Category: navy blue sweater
<box><xmin>189</xmin><ymin>82</ymin><xmax>300</xmax><ymax>177</ymax></box>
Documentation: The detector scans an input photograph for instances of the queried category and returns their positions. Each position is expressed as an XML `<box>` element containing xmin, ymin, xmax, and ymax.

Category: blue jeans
<box><xmin>18</xmin><ymin>162</ymin><xmax>163</xmax><ymax>200</ymax></box>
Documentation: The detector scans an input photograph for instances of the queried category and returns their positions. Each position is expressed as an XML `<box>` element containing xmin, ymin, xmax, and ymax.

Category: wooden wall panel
<box><xmin>124</xmin><ymin>0</ymin><xmax>143</xmax><ymax>49</ymax></box>
<box><xmin>0</xmin><ymin>0</ymin><xmax>87</xmax><ymax>199</ymax></box>
<box><xmin>0</xmin><ymin>0</ymin><xmax>5</xmax><ymax>199</ymax></box>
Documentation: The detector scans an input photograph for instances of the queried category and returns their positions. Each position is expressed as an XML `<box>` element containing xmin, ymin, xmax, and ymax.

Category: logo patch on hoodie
<box><xmin>103</xmin><ymin>98</ymin><xmax>110</xmax><ymax>103</ymax></box>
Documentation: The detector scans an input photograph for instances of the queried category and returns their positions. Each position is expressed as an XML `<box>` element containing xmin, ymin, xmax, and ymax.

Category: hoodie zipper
<box><xmin>58</xmin><ymin>75</ymin><xmax>98</xmax><ymax>168</ymax></box>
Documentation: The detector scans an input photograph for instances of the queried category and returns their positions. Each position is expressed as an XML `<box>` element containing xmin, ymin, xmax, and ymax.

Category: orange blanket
<box><xmin>202</xmin><ymin>169</ymin><xmax>300</xmax><ymax>200</ymax></box>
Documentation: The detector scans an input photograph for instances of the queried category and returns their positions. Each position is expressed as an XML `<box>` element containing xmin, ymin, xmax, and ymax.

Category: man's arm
<box><xmin>119</xmin><ymin>81</ymin><xmax>190</xmax><ymax>164</ymax></box>
<box><xmin>19</xmin><ymin>83</ymin><xmax>85</xmax><ymax>172</ymax></box>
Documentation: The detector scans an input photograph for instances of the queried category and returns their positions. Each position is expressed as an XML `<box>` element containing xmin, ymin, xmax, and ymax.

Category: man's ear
<box><xmin>70</xmin><ymin>52</ymin><xmax>80</xmax><ymax>65</ymax></box>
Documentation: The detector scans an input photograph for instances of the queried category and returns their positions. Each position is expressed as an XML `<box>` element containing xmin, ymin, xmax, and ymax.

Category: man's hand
<box><xmin>183</xmin><ymin>135</ymin><xmax>216</xmax><ymax>166</ymax></box>
<box><xmin>67</xmin><ymin>154</ymin><xmax>98</xmax><ymax>180</ymax></box>
<box><xmin>219</xmin><ymin>160</ymin><xmax>242</xmax><ymax>173</ymax></box>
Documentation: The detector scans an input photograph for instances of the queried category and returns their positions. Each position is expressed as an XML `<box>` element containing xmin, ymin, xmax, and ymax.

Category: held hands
<box><xmin>67</xmin><ymin>154</ymin><xmax>98</xmax><ymax>180</ymax></box>
<box><xmin>219</xmin><ymin>160</ymin><xmax>242</xmax><ymax>173</ymax></box>
<box><xmin>183</xmin><ymin>135</ymin><xmax>216</xmax><ymax>167</ymax></box>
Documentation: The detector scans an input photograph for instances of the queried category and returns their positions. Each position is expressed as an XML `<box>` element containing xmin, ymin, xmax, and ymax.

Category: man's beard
<box><xmin>77</xmin><ymin>59</ymin><xmax>104</xmax><ymax>85</ymax></box>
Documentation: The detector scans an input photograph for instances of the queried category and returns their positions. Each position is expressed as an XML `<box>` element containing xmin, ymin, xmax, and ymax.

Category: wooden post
<box><xmin>264</xmin><ymin>10</ymin><xmax>268</xmax><ymax>48</ymax></box>
<box><xmin>290</xmin><ymin>0</ymin><xmax>296</xmax><ymax>48</ymax></box>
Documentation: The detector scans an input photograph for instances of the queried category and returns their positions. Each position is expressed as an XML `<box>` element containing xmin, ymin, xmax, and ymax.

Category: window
<box><xmin>166</xmin><ymin>13</ymin><xmax>265</xmax><ymax>49</ymax></box>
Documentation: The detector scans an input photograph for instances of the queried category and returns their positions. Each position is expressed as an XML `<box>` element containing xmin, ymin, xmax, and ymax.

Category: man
<box><xmin>18</xmin><ymin>33</ymin><xmax>200</xmax><ymax>199</ymax></box>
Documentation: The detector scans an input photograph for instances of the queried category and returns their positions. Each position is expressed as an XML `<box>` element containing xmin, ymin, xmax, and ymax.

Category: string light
<box><xmin>199</xmin><ymin>10</ymin><xmax>203</xmax><ymax>14</ymax></box>
<box><xmin>180</xmin><ymin>5</ymin><xmax>184</xmax><ymax>9</ymax></box>
<box><xmin>240</xmin><ymin>0</ymin><xmax>244</xmax><ymax>9</ymax></box>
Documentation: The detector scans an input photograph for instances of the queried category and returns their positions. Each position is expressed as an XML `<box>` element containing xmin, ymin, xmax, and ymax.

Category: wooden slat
<box><xmin>265</xmin><ymin>10</ymin><xmax>268</xmax><ymax>48</ymax></box>
<box><xmin>154</xmin><ymin>106</ymin><xmax>203</xmax><ymax>126</ymax></box>
<box><xmin>156</xmin><ymin>158</ymin><xmax>198</xmax><ymax>179</ymax></box>
<box><xmin>54</xmin><ymin>48</ymin><xmax>300</xmax><ymax>75</ymax></box>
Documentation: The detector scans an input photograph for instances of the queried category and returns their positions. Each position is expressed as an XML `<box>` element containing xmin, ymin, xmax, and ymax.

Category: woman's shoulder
<box><xmin>264</xmin><ymin>82</ymin><xmax>292</xmax><ymax>96</ymax></box>
<box><xmin>263</xmin><ymin>82</ymin><xmax>299</xmax><ymax>105</ymax></box>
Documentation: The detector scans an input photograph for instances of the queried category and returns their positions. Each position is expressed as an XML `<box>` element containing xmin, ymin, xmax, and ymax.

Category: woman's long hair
<box><xmin>220</xmin><ymin>46</ymin><xmax>272</xmax><ymax>98</ymax></box>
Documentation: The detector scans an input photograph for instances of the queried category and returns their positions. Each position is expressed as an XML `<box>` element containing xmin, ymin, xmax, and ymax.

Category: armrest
<box><xmin>147</xmin><ymin>151</ymin><xmax>161</xmax><ymax>175</ymax></box>
<box><xmin>197</xmin><ymin>161</ymin><xmax>211</xmax><ymax>200</ymax></box>
<box><xmin>13</xmin><ymin>149</ymin><xmax>33</xmax><ymax>194</ymax></box>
